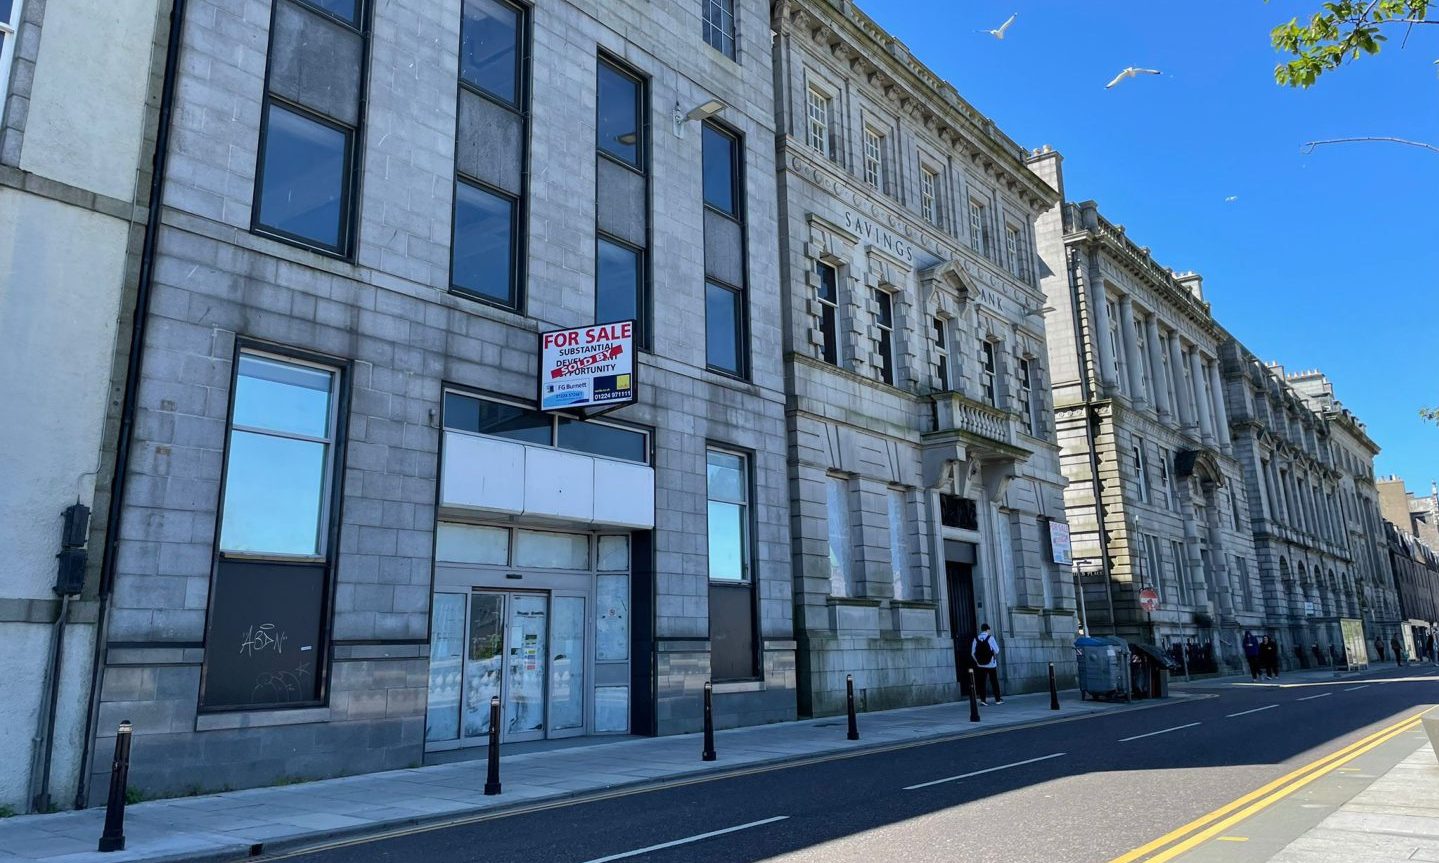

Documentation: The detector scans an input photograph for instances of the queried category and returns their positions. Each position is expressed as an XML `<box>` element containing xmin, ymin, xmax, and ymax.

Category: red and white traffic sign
<box><xmin>1139</xmin><ymin>587</ymin><xmax>1160</xmax><ymax>613</ymax></box>
<box><xmin>538</xmin><ymin>322</ymin><xmax>636</xmax><ymax>411</ymax></box>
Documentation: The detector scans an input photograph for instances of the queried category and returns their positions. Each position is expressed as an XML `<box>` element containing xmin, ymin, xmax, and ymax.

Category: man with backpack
<box><xmin>971</xmin><ymin>623</ymin><xmax>1002</xmax><ymax>705</ymax></box>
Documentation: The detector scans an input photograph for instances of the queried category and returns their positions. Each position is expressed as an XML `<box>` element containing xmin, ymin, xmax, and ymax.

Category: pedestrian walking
<box><xmin>1260</xmin><ymin>635</ymin><xmax>1279</xmax><ymax>679</ymax></box>
<box><xmin>1328</xmin><ymin>643</ymin><xmax>1341</xmax><ymax>669</ymax></box>
<box><xmin>1375</xmin><ymin>636</ymin><xmax>1386</xmax><ymax>663</ymax></box>
<box><xmin>1312</xmin><ymin>642</ymin><xmax>1325</xmax><ymax>667</ymax></box>
<box><xmin>1243</xmin><ymin>631</ymin><xmax>1260</xmax><ymax>680</ymax></box>
<box><xmin>1426</xmin><ymin>633</ymin><xmax>1436</xmax><ymax>665</ymax></box>
<box><xmin>1391</xmin><ymin>635</ymin><xmax>1403</xmax><ymax>667</ymax></box>
<box><xmin>971</xmin><ymin>624</ymin><xmax>1002</xmax><ymax>706</ymax></box>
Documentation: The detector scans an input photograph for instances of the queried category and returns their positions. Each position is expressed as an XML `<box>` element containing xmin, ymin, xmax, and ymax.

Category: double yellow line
<box><xmin>1108</xmin><ymin>711</ymin><xmax>1427</xmax><ymax>863</ymax></box>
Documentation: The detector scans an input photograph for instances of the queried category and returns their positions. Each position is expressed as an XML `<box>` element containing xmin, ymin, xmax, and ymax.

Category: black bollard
<box><xmin>846</xmin><ymin>674</ymin><xmax>859</xmax><ymax>741</ymax></box>
<box><xmin>702</xmin><ymin>681</ymin><xmax>717</xmax><ymax>761</ymax></box>
<box><xmin>1049</xmin><ymin>662</ymin><xmax>1061</xmax><ymax>711</ymax></box>
<box><xmin>97</xmin><ymin>721</ymin><xmax>133</xmax><ymax>852</ymax></box>
<box><xmin>968</xmin><ymin>669</ymin><xmax>981</xmax><ymax>722</ymax></box>
<box><xmin>483</xmin><ymin>697</ymin><xmax>502</xmax><ymax>796</ymax></box>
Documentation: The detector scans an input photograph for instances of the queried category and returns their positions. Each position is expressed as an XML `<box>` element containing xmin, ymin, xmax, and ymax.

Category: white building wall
<box><xmin>0</xmin><ymin>0</ymin><xmax>164</xmax><ymax>812</ymax></box>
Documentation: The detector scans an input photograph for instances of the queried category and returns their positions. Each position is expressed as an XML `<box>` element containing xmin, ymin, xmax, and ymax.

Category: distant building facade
<box><xmin>1289</xmin><ymin>371</ymin><xmax>1401</xmax><ymax>650</ymax></box>
<box><xmin>1219</xmin><ymin>352</ymin><xmax>1363</xmax><ymax>666</ymax></box>
<box><xmin>1034</xmin><ymin>181</ymin><xmax>1257</xmax><ymax>671</ymax></box>
<box><xmin>773</xmin><ymin>0</ymin><xmax>1075</xmax><ymax>715</ymax></box>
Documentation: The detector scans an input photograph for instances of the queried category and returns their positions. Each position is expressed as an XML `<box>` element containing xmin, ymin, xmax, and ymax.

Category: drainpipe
<box><xmin>75</xmin><ymin>0</ymin><xmax>186</xmax><ymax>810</ymax></box>
<box><xmin>1067</xmin><ymin>246</ymin><xmax>1117</xmax><ymax>635</ymax></box>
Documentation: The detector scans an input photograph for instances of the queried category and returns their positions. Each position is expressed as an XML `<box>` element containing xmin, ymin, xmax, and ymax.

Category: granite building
<box><xmin>1219</xmin><ymin>351</ymin><xmax>1363</xmax><ymax>666</ymax></box>
<box><xmin>1033</xmin><ymin>183</ymin><xmax>1258</xmax><ymax>670</ymax></box>
<box><xmin>0</xmin><ymin>0</ymin><xmax>168</xmax><ymax>812</ymax></box>
<box><xmin>88</xmin><ymin>0</ymin><xmax>797</xmax><ymax>800</ymax></box>
<box><xmin>772</xmin><ymin>0</ymin><xmax>1076</xmax><ymax>715</ymax></box>
<box><xmin>1289</xmin><ymin>370</ymin><xmax>1401</xmax><ymax>653</ymax></box>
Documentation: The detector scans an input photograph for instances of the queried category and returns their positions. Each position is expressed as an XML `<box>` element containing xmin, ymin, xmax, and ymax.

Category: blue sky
<box><xmin>863</xmin><ymin>1</ymin><xmax>1438</xmax><ymax>490</ymax></box>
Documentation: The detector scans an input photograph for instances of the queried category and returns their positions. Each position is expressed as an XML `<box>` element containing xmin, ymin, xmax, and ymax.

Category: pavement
<box><xmin>3</xmin><ymin>663</ymin><xmax>1432</xmax><ymax>863</ymax></box>
<box><xmin>0</xmin><ymin>684</ymin><xmax>1160</xmax><ymax>863</ymax></box>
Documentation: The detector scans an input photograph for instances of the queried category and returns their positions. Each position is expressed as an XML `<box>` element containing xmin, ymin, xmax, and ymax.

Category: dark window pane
<box><xmin>705</xmin><ymin>281</ymin><xmax>743</xmax><ymax>374</ymax></box>
<box><xmin>452</xmin><ymin>181</ymin><xmax>516</xmax><ymax>306</ymax></box>
<box><xmin>256</xmin><ymin>104</ymin><xmax>349</xmax><ymax>250</ymax></box>
<box><xmin>298</xmin><ymin>0</ymin><xmax>359</xmax><ymax>25</ymax></box>
<box><xmin>444</xmin><ymin>392</ymin><xmax>551</xmax><ymax>444</ymax></box>
<box><xmin>702</xmin><ymin>0</ymin><xmax>736</xmax><ymax>59</ymax></box>
<box><xmin>557</xmin><ymin>419</ymin><xmax>647</xmax><ymax>463</ymax></box>
<box><xmin>702</xmin><ymin>124</ymin><xmax>737</xmax><ymax>215</ymax></box>
<box><xmin>597</xmin><ymin>61</ymin><xmax>641</xmax><ymax>166</ymax></box>
<box><xmin>596</xmin><ymin>238</ymin><xmax>641</xmax><ymax>331</ymax></box>
<box><xmin>875</xmin><ymin>290</ymin><xmax>893</xmax><ymax>327</ymax></box>
<box><xmin>461</xmin><ymin>0</ymin><xmax>520</xmax><ymax>104</ymax></box>
<box><xmin>0</xmin><ymin>0</ymin><xmax>13</xmax><ymax>21</ymax></box>
<box><xmin>820</xmin><ymin>304</ymin><xmax>837</xmax><ymax>365</ymax></box>
<box><xmin>816</xmin><ymin>262</ymin><xmax>836</xmax><ymax>303</ymax></box>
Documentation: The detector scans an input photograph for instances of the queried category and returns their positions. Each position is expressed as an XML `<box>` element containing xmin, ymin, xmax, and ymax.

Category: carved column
<box><xmin>1189</xmin><ymin>350</ymin><xmax>1215</xmax><ymax>445</ymax></box>
<box><xmin>1087</xmin><ymin>252</ymin><xmax>1117</xmax><ymax>392</ymax></box>
<box><xmin>1118</xmin><ymin>295</ymin><xmax>1146</xmax><ymax>407</ymax></box>
<box><xmin>1207</xmin><ymin>360</ymin><xmax>1232</xmax><ymax>452</ymax></box>
<box><xmin>1169</xmin><ymin>337</ymin><xmax>1194</xmax><ymax>429</ymax></box>
<box><xmin>1145</xmin><ymin>315</ymin><xmax>1171</xmax><ymax>420</ymax></box>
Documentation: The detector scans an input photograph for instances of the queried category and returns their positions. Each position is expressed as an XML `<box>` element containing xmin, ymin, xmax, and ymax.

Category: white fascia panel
<box><xmin>592</xmin><ymin>459</ymin><xmax>656</xmax><ymax>529</ymax></box>
<box><xmin>440</xmin><ymin>431</ymin><xmax>525</xmax><ymax>515</ymax></box>
<box><xmin>524</xmin><ymin>447</ymin><xmax>596</xmax><ymax>522</ymax></box>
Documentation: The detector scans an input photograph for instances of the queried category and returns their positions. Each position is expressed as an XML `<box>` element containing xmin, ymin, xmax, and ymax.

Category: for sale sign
<box><xmin>539</xmin><ymin>321</ymin><xmax>636</xmax><ymax>411</ymax></box>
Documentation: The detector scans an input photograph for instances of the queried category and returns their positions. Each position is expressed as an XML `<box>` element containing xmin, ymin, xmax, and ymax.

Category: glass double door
<box><xmin>426</xmin><ymin>589</ymin><xmax>586</xmax><ymax>746</ymax></box>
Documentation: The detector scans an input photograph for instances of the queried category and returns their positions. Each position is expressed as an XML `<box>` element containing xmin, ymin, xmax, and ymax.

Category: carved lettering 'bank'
<box><xmin>772</xmin><ymin>0</ymin><xmax>1076</xmax><ymax>714</ymax></box>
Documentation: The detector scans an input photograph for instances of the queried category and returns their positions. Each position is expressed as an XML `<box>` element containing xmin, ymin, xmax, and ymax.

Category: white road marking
<box><xmin>1119</xmin><ymin>722</ymin><xmax>1202</xmax><ymax>742</ymax></box>
<box><xmin>1343</xmin><ymin>685</ymin><xmax>1369</xmax><ymax>691</ymax></box>
<box><xmin>577</xmin><ymin>816</ymin><xmax>790</xmax><ymax>863</ymax></box>
<box><xmin>1226</xmin><ymin>704</ymin><xmax>1278</xmax><ymax>718</ymax></box>
<box><xmin>1297</xmin><ymin>692</ymin><xmax>1333</xmax><ymax>702</ymax></box>
<box><xmin>903</xmin><ymin>752</ymin><xmax>1068</xmax><ymax>791</ymax></box>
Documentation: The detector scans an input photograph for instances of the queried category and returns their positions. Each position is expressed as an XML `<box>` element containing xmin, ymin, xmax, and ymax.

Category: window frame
<box><xmin>217</xmin><ymin>347</ymin><xmax>345</xmax><ymax>562</ymax></box>
<box><xmin>932</xmin><ymin>316</ymin><xmax>950</xmax><ymax>392</ymax></box>
<box><xmin>594</xmin><ymin>233</ymin><xmax>648</xmax><ymax>347</ymax></box>
<box><xmin>0</xmin><ymin>0</ymin><xmax>24</xmax><ymax>106</ymax></box>
<box><xmin>596</xmin><ymin>54</ymin><xmax>646</xmax><ymax>170</ymax></box>
<box><xmin>705</xmin><ymin>446</ymin><xmax>752</xmax><ymax>583</ymax></box>
<box><xmin>815</xmin><ymin>260</ymin><xmax>840</xmax><ymax>366</ymax></box>
<box><xmin>442</xmin><ymin>388</ymin><xmax>651</xmax><ymax>465</ymax></box>
<box><xmin>1144</xmin><ymin>535</ymin><xmax>1165</xmax><ymax>601</ymax></box>
<box><xmin>293</xmin><ymin>0</ymin><xmax>363</xmax><ymax>29</ymax></box>
<box><xmin>701</xmin><ymin>0</ymin><xmax>736</xmax><ymax>60</ymax></box>
<box><xmin>873</xmin><ymin>287</ymin><xmax>895</xmax><ymax>385</ymax></box>
<box><xmin>805</xmin><ymin>85</ymin><xmax>831</xmax><ymax>157</ymax></box>
<box><xmin>887</xmin><ymin>487</ymin><xmax>911</xmax><ymax>601</ymax></box>
<box><xmin>919</xmin><ymin>165</ymin><xmax>939</xmax><ymax>225</ymax></box>
<box><xmin>1171</xmin><ymin>539</ymin><xmax>1190</xmax><ymax>605</ymax></box>
<box><xmin>251</xmin><ymin>97</ymin><xmax>359</xmax><ymax>258</ymax></box>
<box><xmin>450</xmin><ymin>176</ymin><xmax>522</xmax><ymax>309</ymax></box>
<box><xmin>862</xmin><ymin>126</ymin><xmax>885</xmax><ymax>190</ymax></box>
<box><xmin>1005</xmin><ymin>224</ymin><xmax>1021</xmax><ymax>278</ymax></box>
<box><xmin>968</xmin><ymin>198</ymin><xmax>990</xmax><ymax>258</ymax></box>
<box><xmin>1018</xmin><ymin>356</ymin><xmax>1037</xmax><ymax>435</ymax></box>
<box><xmin>701</xmin><ymin>120</ymin><xmax>749</xmax><ymax>379</ymax></box>
<box><xmin>979</xmin><ymin>339</ymin><xmax>997</xmax><ymax>406</ymax></box>
<box><xmin>459</xmin><ymin>0</ymin><xmax>526</xmax><ymax>108</ymax></box>
<box><xmin>450</xmin><ymin>0</ymin><xmax>532</xmax><ymax>312</ymax></box>
<box><xmin>1132</xmin><ymin>437</ymin><xmax>1149</xmax><ymax>504</ymax></box>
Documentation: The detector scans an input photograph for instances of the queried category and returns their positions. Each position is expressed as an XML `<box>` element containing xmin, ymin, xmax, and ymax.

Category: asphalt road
<box><xmin>278</xmin><ymin>665</ymin><xmax>1439</xmax><ymax>863</ymax></box>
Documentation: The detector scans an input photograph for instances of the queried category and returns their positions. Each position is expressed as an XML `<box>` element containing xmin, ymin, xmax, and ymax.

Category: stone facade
<box><xmin>1219</xmin><ymin>351</ymin><xmax>1369</xmax><ymax>668</ymax></box>
<box><xmin>89</xmin><ymin>0</ymin><xmax>796</xmax><ymax>802</ymax></box>
<box><xmin>1384</xmin><ymin>519</ymin><xmax>1439</xmax><ymax>656</ymax></box>
<box><xmin>1033</xmin><ymin>178</ymin><xmax>1258</xmax><ymax>671</ymax></box>
<box><xmin>0</xmin><ymin>0</ymin><xmax>169</xmax><ymax>812</ymax></box>
<box><xmin>773</xmin><ymin>0</ymin><xmax>1075</xmax><ymax>717</ymax></box>
<box><xmin>1289</xmin><ymin>371</ymin><xmax>1402</xmax><ymax>651</ymax></box>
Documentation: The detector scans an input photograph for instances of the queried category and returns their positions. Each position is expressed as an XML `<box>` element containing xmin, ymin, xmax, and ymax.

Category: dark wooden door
<box><xmin>947</xmin><ymin>561</ymin><xmax>977</xmax><ymax>692</ymax></box>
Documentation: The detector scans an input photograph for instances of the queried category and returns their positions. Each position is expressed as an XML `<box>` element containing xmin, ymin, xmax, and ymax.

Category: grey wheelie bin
<box><xmin>1074</xmin><ymin>636</ymin><xmax>1130</xmax><ymax>702</ymax></box>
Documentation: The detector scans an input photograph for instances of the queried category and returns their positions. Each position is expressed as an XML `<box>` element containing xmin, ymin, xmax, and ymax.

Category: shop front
<box><xmin>430</xmin><ymin>390</ymin><xmax>654</xmax><ymax>751</ymax></box>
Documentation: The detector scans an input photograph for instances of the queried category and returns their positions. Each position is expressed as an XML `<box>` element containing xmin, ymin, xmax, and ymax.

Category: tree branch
<box><xmin>1303</xmin><ymin>136</ymin><xmax>1439</xmax><ymax>154</ymax></box>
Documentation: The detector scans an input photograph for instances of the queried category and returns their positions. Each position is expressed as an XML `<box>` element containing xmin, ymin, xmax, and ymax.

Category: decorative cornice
<box><xmin>776</xmin><ymin>0</ymin><xmax>1058</xmax><ymax>211</ymax></box>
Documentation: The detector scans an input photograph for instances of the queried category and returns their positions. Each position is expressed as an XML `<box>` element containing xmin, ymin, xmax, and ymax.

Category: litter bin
<box><xmin>1075</xmin><ymin>636</ymin><xmax>1130</xmax><ymax>701</ymax></box>
<box><xmin>1129</xmin><ymin>642</ymin><xmax>1177</xmax><ymax>699</ymax></box>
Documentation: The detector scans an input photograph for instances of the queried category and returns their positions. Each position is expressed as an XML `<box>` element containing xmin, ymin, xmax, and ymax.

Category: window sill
<box><xmin>827</xmin><ymin>596</ymin><xmax>882</xmax><ymax>608</ymax></box>
<box><xmin>711</xmin><ymin>680</ymin><xmax>764</xmax><ymax>694</ymax></box>
<box><xmin>196</xmin><ymin>706</ymin><xmax>330</xmax><ymax>732</ymax></box>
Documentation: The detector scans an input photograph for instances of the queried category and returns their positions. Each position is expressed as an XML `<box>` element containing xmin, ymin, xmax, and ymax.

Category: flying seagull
<box><xmin>1106</xmin><ymin>67</ymin><xmax>1162</xmax><ymax>89</ymax></box>
<box><xmin>1224</xmin><ymin>195</ymin><xmax>1239</xmax><ymax>203</ymax></box>
<box><xmin>980</xmin><ymin>13</ymin><xmax>1017</xmax><ymax>40</ymax></box>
